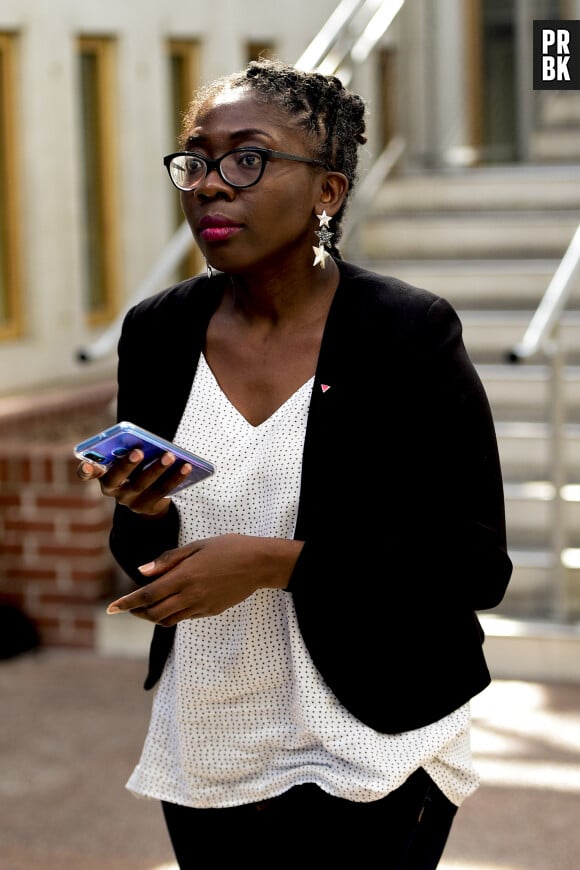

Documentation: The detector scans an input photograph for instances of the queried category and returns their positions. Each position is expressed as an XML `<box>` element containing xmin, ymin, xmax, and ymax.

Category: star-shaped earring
<box><xmin>312</xmin><ymin>245</ymin><xmax>330</xmax><ymax>269</ymax></box>
<box><xmin>316</xmin><ymin>226</ymin><xmax>333</xmax><ymax>247</ymax></box>
<box><xmin>313</xmin><ymin>210</ymin><xmax>333</xmax><ymax>270</ymax></box>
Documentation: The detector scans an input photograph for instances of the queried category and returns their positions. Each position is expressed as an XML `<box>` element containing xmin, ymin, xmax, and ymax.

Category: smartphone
<box><xmin>74</xmin><ymin>421</ymin><xmax>215</xmax><ymax>495</ymax></box>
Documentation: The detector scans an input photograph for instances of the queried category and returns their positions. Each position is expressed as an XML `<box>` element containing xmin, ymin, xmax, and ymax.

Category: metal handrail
<box><xmin>77</xmin><ymin>221</ymin><xmax>193</xmax><ymax>363</ymax></box>
<box><xmin>341</xmin><ymin>134</ymin><xmax>406</xmax><ymax>252</ymax></box>
<box><xmin>507</xmin><ymin>222</ymin><xmax>580</xmax><ymax>362</ymax></box>
<box><xmin>77</xmin><ymin>0</ymin><xmax>405</xmax><ymax>363</ymax></box>
<box><xmin>350</xmin><ymin>0</ymin><xmax>405</xmax><ymax>63</ymax></box>
<box><xmin>506</xmin><ymin>221</ymin><xmax>580</xmax><ymax>622</ymax></box>
<box><xmin>296</xmin><ymin>0</ymin><xmax>405</xmax><ymax>81</ymax></box>
<box><xmin>295</xmin><ymin>0</ymin><xmax>370</xmax><ymax>71</ymax></box>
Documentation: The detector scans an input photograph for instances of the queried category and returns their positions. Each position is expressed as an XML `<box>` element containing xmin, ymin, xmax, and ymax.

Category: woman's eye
<box><xmin>238</xmin><ymin>152</ymin><xmax>261</xmax><ymax>168</ymax></box>
<box><xmin>185</xmin><ymin>157</ymin><xmax>204</xmax><ymax>174</ymax></box>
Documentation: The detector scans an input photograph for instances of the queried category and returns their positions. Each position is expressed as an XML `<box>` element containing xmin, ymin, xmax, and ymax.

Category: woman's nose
<box><xmin>194</xmin><ymin>168</ymin><xmax>234</xmax><ymax>199</ymax></box>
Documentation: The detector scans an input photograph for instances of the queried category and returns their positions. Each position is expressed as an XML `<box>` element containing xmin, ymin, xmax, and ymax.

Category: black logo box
<box><xmin>533</xmin><ymin>20</ymin><xmax>580</xmax><ymax>90</ymax></box>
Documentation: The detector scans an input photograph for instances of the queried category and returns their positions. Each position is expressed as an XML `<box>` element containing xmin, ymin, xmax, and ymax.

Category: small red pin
<box><xmin>321</xmin><ymin>384</ymin><xmax>331</xmax><ymax>393</ymax></box>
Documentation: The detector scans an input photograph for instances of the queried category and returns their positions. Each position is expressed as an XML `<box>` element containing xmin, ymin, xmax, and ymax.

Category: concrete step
<box><xmin>496</xmin><ymin>420</ymin><xmax>580</xmax><ymax>480</ymax></box>
<box><xmin>458</xmin><ymin>310</ymin><xmax>580</xmax><ymax>364</ymax></box>
<box><xmin>361</xmin><ymin>258</ymin><xmax>571</xmax><ymax>310</ymax></box>
<box><xmin>373</xmin><ymin>165</ymin><xmax>580</xmax><ymax>213</ymax></box>
<box><xmin>537</xmin><ymin>92</ymin><xmax>580</xmax><ymax>127</ymax></box>
<box><xmin>356</xmin><ymin>164</ymin><xmax>580</xmax><ymax>623</ymax></box>
<box><xmin>530</xmin><ymin>129</ymin><xmax>580</xmax><ymax>163</ymax></box>
<box><xmin>94</xmin><ymin>589</ymin><xmax>580</xmax><ymax>682</ymax></box>
<box><xmin>479</xmin><ymin>614</ymin><xmax>580</xmax><ymax>683</ymax></box>
<box><xmin>361</xmin><ymin>211</ymin><xmax>579</xmax><ymax>260</ymax></box>
<box><xmin>477</xmin><ymin>363</ymin><xmax>580</xmax><ymax>423</ymax></box>
<box><xmin>494</xmin><ymin>548</ymin><xmax>580</xmax><ymax>620</ymax></box>
<box><xmin>504</xmin><ymin>482</ymin><xmax>580</xmax><ymax>549</ymax></box>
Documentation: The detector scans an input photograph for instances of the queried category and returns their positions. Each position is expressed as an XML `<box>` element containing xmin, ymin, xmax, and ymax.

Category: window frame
<box><xmin>0</xmin><ymin>32</ymin><xmax>23</xmax><ymax>341</ymax></box>
<box><xmin>77</xmin><ymin>35</ymin><xmax>120</xmax><ymax>325</ymax></box>
<box><xmin>167</xmin><ymin>38</ymin><xmax>201</xmax><ymax>279</ymax></box>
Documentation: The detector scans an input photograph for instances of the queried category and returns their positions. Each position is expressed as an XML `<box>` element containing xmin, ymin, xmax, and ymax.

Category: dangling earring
<box><xmin>312</xmin><ymin>210</ymin><xmax>333</xmax><ymax>270</ymax></box>
<box><xmin>206</xmin><ymin>261</ymin><xmax>214</xmax><ymax>279</ymax></box>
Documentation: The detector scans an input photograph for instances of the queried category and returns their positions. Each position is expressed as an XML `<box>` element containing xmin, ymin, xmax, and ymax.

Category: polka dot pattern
<box><xmin>126</xmin><ymin>354</ymin><xmax>480</xmax><ymax>809</ymax></box>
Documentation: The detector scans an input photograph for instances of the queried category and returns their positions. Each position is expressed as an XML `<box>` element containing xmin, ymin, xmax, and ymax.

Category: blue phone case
<box><xmin>74</xmin><ymin>421</ymin><xmax>215</xmax><ymax>494</ymax></box>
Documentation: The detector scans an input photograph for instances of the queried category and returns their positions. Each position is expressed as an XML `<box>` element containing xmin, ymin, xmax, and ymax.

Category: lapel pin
<box><xmin>321</xmin><ymin>384</ymin><xmax>331</xmax><ymax>393</ymax></box>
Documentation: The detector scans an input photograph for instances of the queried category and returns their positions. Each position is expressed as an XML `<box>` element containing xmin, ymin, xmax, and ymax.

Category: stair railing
<box><xmin>340</xmin><ymin>133</ymin><xmax>405</xmax><ymax>255</ymax></box>
<box><xmin>76</xmin><ymin>221</ymin><xmax>193</xmax><ymax>363</ymax></box>
<box><xmin>295</xmin><ymin>0</ymin><xmax>405</xmax><ymax>81</ymax></box>
<box><xmin>76</xmin><ymin>0</ymin><xmax>406</xmax><ymax>363</ymax></box>
<box><xmin>508</xmin><ymin>223</ymin><xmax>580</xmax><ymax>363</ymax></box>
<box><xmin>507</xmin><ymin>222</ymin><xmax>580</xmax><ymax>621</ymax></box>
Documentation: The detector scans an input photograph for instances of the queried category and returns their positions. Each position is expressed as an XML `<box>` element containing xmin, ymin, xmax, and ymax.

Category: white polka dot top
<box><xmin>126</xmin><ymin>353</ymin><xmax>480</xmax><ymax>809</ymax></box>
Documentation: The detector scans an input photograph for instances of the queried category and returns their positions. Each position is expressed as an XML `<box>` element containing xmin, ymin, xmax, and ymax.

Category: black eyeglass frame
<box><xmin>163</xmin><ymin>146</ymin><xmax>329</xmax><ymax>191</ymax></box>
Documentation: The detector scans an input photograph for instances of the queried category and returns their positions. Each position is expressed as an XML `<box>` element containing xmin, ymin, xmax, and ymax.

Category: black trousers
<box><xmin>161</xmin><ymin>767</ymin><xmax>458</xmax><ymax>869</ymax></box>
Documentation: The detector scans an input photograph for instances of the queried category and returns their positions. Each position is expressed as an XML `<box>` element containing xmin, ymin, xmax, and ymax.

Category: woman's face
<box><xmin>178</xmin><ymin>87</ymin><xmax>328</xmax><ymax>276</ymax></box>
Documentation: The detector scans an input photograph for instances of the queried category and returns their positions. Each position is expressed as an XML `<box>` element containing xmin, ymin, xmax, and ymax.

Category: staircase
<box><xmin>94</xmin><ymin>161</ymin><xmax>580</xmax><ymax>676</ymax></box>
<box><xmin>352</xmin><ymin>162</ymin><xmax>580</xmax><ymax>624</ymax></box>
<box><xmin>530</xmin><ymin>92</ymin><xmax>580</xmax><ymax>164</ymax></box>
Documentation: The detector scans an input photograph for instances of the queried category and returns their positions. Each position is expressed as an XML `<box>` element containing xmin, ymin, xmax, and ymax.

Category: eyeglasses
<box><xmin>163</xmin><ymin>146</ymin><xmax>328</xmax><ymax>191</ymax></box>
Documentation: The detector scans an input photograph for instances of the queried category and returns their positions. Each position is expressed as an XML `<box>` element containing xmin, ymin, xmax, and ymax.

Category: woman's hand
<box><xmin>76</xmin><ymin>449</ymin><xmax>193</xmax><ymax>517</ymax></box>
<box><xmin>105</xmin><ymin>534</ymin><xmax>304</xmax><ymax>625</ymax></box>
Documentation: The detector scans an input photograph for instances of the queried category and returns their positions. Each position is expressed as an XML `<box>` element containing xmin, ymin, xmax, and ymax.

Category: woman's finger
<box><xmin>76</xmin><ymin>461</ymin><xmax>104</xmax><ymax>480</ymax></box>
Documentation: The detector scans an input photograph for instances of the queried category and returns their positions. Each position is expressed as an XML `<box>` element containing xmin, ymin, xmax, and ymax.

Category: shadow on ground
<box><xmin>1</xmin><ymin>648</ymin><xmax>579</xmax><ymax>870</ymax></box>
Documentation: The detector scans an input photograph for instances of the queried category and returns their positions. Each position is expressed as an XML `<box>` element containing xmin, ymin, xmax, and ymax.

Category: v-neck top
<box><xmin>126</xmin><ymin>352</ymin><xmax>480</xmax><ymax>809</ymax></box>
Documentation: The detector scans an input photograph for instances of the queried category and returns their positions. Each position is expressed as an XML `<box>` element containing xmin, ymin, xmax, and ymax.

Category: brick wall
<box><xmin>0</xmin><ymin>380</ymin><xmax>118</xmax><ymax>648</ymax></box>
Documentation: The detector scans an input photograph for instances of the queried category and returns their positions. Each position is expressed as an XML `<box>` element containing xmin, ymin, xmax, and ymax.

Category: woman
<box><xmin>78</xmin><ymin>59</ymin><xmax>512</xmax><ymax>868</ymax></box>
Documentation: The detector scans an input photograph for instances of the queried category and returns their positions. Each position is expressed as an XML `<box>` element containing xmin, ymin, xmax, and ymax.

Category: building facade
<box><xmin>0</xmin><ymin>0</ymin><xmax>578</xmax><ymax>394</ymax></box>
<box><xmin>1</xmin><ymin>0</ymin><xmax>578</xmax><ymax>647</ymax></box>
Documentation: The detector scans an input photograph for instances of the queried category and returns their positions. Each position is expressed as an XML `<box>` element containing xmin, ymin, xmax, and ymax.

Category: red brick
<box><xmin>40</xmin><ymin>588</ymin><xmax>101</xmax><ymax>605</ymax></box>
<box><xmin>28</xmin><ymin>456</ymin><xmax>53</xmax><ymax>484</ymax></box>
<box><xmin>69</xmin><ymin>517</ymin><xmax>112</xmax><ymax>534</ymax></box>
<box><xmin>47</xmin><ymin>632</ymin><xmax>94</xmax><ymax>649</ymax></box>
<box><xmin>0</xmin><ymin>591</ymin><xmax>25</xmax><ymax>609</ymax></box>
<box><xmin>35</xmin><ymin>495</ymin><xmax>99</xmax><ymax>510</ymax></box>
<box><xmin>0</xmin><ymin>379</ymin><xmax>118</xmax><ymax>650</ymax></box>
<box><xmin>37</xmin><ymin>542</ymin><xmax>106</xmax><ymax>558</ymax></box>
<box><xmin>70</xmin><ymin>567</ymin><xmax>113</xmax><ymax>581</ymax></box>
<box><xmin>5</xmin><ymin>518</ymin><xmax>55</xmax><ymax>533</ymax></box>
<box><xmin>7</xmin><ymin>457</ymin><xmax>31</xmax><ymax>484</ymax></box>
<box><xmin>74</xmin><ymin>617</ymin><xmax>96</xmax><ymax>631</ymax></box>
<box><xmin>2</xmin><ymin>542</ymin><xmax>24</xmax><ymax>556</ymax></box>
<box><xmin>4</xmin><ymin>567</ymin><xmax>58</xmax><ymax>582</ymax></box>
<box><xmin>69</xmin><ymin>581</ymin><xmax>114</xmax><ymax>597</ymax></box>
<box><xmin>35</xmin><ymin>609</ymin><xmax>96</xmax><ymax>648</ymax></box>
<box><xmin>0</xmin><ymin>493</ymin><xmax>19</xmax><ymax>509</ymax></box>
<box><xmin>32</xmin><ymin>615</ymin><xmax>60</xmax><ymax>632</ymax></box>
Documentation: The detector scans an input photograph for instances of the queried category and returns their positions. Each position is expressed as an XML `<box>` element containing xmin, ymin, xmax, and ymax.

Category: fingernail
<box><xmin>161</xmin><ymin>452</ymin><xmax>175</xmax><ymax>467</ymax></box>
<box><xmin>106</xmin><ymin>603</ymin><xmax>122</xmax><ymax>615</ymax></box>
<box><xmin>129</xmin><ymin>450</ymin><xmax>142</xmax><ymax>462</ymax></box>
<box><xmin>138</xmin><ymin>561</ymin><xmax>155</xmax><ymax>574</ymax></box>
<box><xmin>180</xmin><ymin>463</ymin><xmax>192</xmax><ymax>475</ymax></box>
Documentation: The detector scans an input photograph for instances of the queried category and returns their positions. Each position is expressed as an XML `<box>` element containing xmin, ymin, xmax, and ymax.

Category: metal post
<box><xmin>548</xmin><ymin>325</ymin><xmax>568</xmax><ymax>621</ymax></box>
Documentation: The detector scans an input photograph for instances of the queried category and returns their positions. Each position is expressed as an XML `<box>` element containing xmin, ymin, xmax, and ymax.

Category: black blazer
<box><xmin>110</xmin><ymin>259</ymin><xmax>512</xmax><ymax>734</ymax></box>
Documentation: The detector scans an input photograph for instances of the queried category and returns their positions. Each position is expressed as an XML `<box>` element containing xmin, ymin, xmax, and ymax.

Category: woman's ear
<box><xmin>317</xmin><ymin>171</ymin><xmax>349</xmax><ymax>217</ymax></box>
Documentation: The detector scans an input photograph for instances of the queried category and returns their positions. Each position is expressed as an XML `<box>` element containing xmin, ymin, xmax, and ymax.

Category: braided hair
<box><xmin>180</xmin><ymin>59</ymin><xmax>367</xmax><ymax>258</ymax></box>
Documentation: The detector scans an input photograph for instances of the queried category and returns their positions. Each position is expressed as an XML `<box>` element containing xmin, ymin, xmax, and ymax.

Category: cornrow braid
<box><xmin>180</xmin><ymin>59</ymin><xmax>367</xmax><ymax>259</ymax></box>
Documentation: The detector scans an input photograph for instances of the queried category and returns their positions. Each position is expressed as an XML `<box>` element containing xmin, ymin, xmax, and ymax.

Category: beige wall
<box><xmin>0</xmin><ymin>0</ymin><xmax>338</xmax><ymax>395</ymax></box>
<box><xmin>1</xmin><ymin>1</ymin><xmax>558</xmax><ymax>396</ymax></box>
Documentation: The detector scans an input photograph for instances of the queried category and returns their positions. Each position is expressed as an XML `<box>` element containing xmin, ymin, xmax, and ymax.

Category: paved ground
<box><xmin>1</xmin><ymin>646</ymin><xmax>579</xmax><ymax>870</ymax></box>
